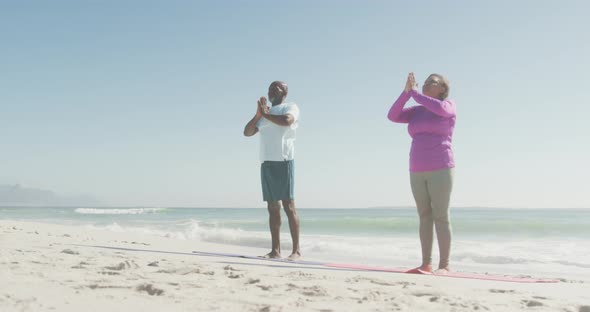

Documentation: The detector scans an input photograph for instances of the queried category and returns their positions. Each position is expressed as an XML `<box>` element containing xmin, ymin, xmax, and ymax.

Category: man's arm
<box><xmin>262</xmin><ymin>113</ymin><xmax>295</xmax><ymax>127</ymax></box>
<box><xmin>261</xmin><ymin>102</ymin><xmax>298</xmax><ymax>126</ymax></box>
<box><xmin>243</xmin><ymin>114</ymin><xmax>262</xmax><ymax>136</ymax></box>
<box><xmin>244</xmin><ymin>97</ymin><xmax>267</xmax><ymax>136</ymax></box>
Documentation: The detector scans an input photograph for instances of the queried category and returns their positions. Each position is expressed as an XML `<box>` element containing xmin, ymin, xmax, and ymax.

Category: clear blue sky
<box><xmin>1</xmin><ymin>1</ymin><xmax>588</xmax><ymax>208</ymax></box>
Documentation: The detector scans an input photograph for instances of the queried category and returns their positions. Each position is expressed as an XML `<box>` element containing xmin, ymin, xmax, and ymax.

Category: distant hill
<box><xmin>0</xmin><ymin>184</ymin><xmax>100</xmax><ymax>206</ymax></box>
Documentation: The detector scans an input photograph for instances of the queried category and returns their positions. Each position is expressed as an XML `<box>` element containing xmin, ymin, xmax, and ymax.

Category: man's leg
<box><xmin>266</xmin><ymin>201</ymin><xmax>282</xmax><ymax>258</ymax></box>
<box><xmin>282</xmin><ymin>199</ymin><xmax>300</xmax><ymax>260</ymax></box>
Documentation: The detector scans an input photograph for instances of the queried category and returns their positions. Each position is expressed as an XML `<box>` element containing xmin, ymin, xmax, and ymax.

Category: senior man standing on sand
<box><xmin>243</xmin><ymin>81</ymin><xmax>301</xmax><ymax>260</ymax></box>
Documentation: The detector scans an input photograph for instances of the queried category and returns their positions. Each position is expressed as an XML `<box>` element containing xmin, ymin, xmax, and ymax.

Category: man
<box><xmin>243</xmin><ymin>81</ymin><xmax>301</xmax><ymax>260</ymax></box>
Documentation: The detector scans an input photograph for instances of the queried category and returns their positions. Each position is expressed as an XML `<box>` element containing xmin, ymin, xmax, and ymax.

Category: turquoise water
<box><xmin>1</xmin><ymin>207</ymin><xmax>588</xmax><ymax>238</ymax></box>
<box><xmin>1</xmin><ymin>207</ymin><xmax>589</xmax><ymax>278</ymax></box>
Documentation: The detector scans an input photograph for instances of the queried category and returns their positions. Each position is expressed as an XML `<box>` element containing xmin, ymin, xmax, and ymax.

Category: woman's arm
<box><xmin>387</xmin><ymin>91</ymin><xmax>416</xmax><ymax>123</ymax></box>
<box><xmin>409</xmin><ymin>90</ymin><xmax>455</xmax><ymax>118</ymax></box>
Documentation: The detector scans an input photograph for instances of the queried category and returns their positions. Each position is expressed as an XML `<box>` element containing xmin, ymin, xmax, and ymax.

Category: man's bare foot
<box><xmin>434</xmin><ymin>267</ymin><xmax>449</xmax><ymax>275</ymax></box>
<box><xmin>286</xmin><ymin>252</ymin><xmax>301</xmax><ymax>261</ymax></box>
<box><xmin>406</xmin><ymin>264</ymin><xmax>433</xmax><ymax>274</ymax></box>
<box><xmin>261</xmin><ymin>251</ymin><xmax>281</xmax><ymax>259</ymax></box>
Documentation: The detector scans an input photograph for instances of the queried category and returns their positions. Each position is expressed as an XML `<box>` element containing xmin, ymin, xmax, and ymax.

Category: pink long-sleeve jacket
<box><xmin>388</xmin><ymin>89</ymin><xmax>456</xmax><ymax>172</ymax></box>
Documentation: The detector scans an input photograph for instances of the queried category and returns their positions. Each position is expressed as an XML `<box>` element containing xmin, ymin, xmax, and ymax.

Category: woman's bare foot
<box><xmin>406</xmin><ymin>264</ymin><xmax>433</xmax><ymax>273</ymax></box>
<box><xmin>286</xmin><ymin>251</ymin><xmax>301</xmax><ymax>261</ymax></box>
<box><xmin>261</xmin><ymin>251</ymin><xmax>281</xmax><ymax>259</ymax></box>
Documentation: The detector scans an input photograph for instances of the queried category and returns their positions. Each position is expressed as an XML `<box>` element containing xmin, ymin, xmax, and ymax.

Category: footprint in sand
<box><xmin>86</xmin><ymin>284</ymin><xmax>131</xmax><ymax>290</ymax></box>
<box><xmin>104</xmin><ymin>260</ymin><xmax>139</xmax><ymax>271</ymax></box>
<box><xmin>472</xmin><ymin>303</ymin><xmax>490</xmax><ymax>311</ymax></box>
<box><xmin>257</xmin><ymin>285</ymin><xmax>272</xmax><ymax>291</ymax></box>
<box><xmin>136</xmin><ymin>283</ymin><xmax>164</xmax><ymax>296</ymax></box>
<box><xmin>226</xmin><ymin>271</ymin><xmax>243</xmax><ymax>279</ymax></box>
<box><xmin>374</xmin><ymin>279</ymin><xmax>409</xmax><ymax>287</ymax></box>
<box><xmin>346</xmin><ymin>276</ymin><xmax>412</xmax><ymax>287</ymax></box>
<box><xmin>449</xmin><ymin>302</ymin><xmax>469</xmax><ymax>308</ymax></box>
<box><xmin>363</xmin><ymin>290</ymin><xmax>384</xmax><ymax>301</ymax></box>
<box><xmin>258</xmin><ymin>306</ymin><xmax>271</xmax><ymax>312</ymax></box>
<box><xmin>286</xmin><ymin>271</ymin><xmax>315</xmax><ymax>281</ymax></box>
<box><xmin>533</xmin><ymin>296</ymin><xmax>548</xmax><ymax>300</ymax></box>
<box><xmin>301</xmin><ymin>285</ymin><xmax>328</xmax><ymax>297</ymax></box>
<box><xmin>522</xmin><ymin>299</ymin><xmax>543</xmax><ymax>307</ymax></box>
<box><xmin>61</xmin><ymin>249</ymin><xmax>79</xmax><ymax>255</ymax></box>
<box><xmin>178</xmin><ymin>267</ymin><xmax>205</xmax><ymax>275</ymax></box>
<box><xmin>411</xmin><ymin>291</ymin><xmax>441</xmax><ymax>298</ymax></box>
<box><xmin>71</xmin><ymin>262</ymin><xmax>86</xmax><ymax>269</ymax></box>
<box><xmin>131</xmin><ymin>241</ymin><xmax>150</xmax><ymax>246</ymax></box>
<box><xmin>489</xmin><ymin>289</ymin><xmax>516</xmax><ymax>294</ymax></box>
<box><xmin>223</xmin><ymin>265</ymin><xmax>240</xmax><ymax>271</ymax></box>
<box><xmin>156</xmin><ymin>267</ymin><xmax>211</xmax><ymax>275</ymax></box>
<box><xmin>99</xmin><ymin>271</ymin><xmax>121</xmax><ymax>276</ymax></box>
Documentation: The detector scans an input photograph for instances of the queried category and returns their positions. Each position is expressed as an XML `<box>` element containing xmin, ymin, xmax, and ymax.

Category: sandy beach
<box><xmin>1</xmin><ymin>220</ymin><xmax>589</xmax><ymax>312</ymax></box>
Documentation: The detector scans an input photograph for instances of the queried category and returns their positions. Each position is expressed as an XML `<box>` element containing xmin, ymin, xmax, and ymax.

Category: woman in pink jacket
<box><xmin>387</xmin><ymin>72</ymin><xmax>456</xmax><ymax>274</ymax></box>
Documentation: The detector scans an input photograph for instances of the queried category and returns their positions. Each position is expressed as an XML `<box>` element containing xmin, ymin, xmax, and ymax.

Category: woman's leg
<box><xmin>427</xmin><ymin>168</ymin><xmax>454</xmax><ymax>270</ymax></box>
<box><xmin>410</xmin><ymin>172</ymin><xmax>434</xmax><ymax>270</ymax></box>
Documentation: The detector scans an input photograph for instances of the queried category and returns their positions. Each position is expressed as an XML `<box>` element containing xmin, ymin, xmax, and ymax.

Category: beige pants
<box><xmin>410</xmin><ymin>168</ymin><xmax>454</xmax><ymax>269</ymax></box>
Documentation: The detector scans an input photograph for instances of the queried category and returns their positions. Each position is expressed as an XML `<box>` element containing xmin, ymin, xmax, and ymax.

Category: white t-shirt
<box><xmin>256</xmin><ymin>103</ymin><xmax>300</xmax><ymax>162</ymax></box>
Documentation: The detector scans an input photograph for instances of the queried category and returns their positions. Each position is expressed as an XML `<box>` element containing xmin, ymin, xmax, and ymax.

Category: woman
<box><xmin>387</xmin><ymin>72</ymin><xmax>456</xmax><ymax>274</ymax></box>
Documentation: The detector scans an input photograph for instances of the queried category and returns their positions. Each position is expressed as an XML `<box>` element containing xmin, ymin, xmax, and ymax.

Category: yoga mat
<box><xmin>324</xmin><ymin>262</ymin><xmax>558</xmax><ymax>283</ymax></box>
<box><xmin>74</xmin><ymin>245</ymin><xmax>559</xmax><ymax>283</ymax></box>
<box><xmin>190</xmin><ymin>250</ymin><xmax>558</xmax><ymax>283</ymax></box>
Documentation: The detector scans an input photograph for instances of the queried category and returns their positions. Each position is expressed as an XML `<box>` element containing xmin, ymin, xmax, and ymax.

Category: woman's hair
<box><xmin>429</xmin><ymin>73</ymin><xmax>450</xmax><ymax>100</ymax></box>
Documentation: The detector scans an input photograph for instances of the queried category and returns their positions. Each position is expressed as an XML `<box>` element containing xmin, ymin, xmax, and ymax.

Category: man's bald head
<box><xmin>268</xmin><ymin>81</ymin><xmax>288</xmax><ymax>105</ymax></box>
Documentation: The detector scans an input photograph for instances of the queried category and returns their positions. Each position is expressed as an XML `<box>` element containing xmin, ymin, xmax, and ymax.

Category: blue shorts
<box><xmin>260</xmin><ymin>160</ymin><xmax>294</xmax><ymax>202</ymax></box>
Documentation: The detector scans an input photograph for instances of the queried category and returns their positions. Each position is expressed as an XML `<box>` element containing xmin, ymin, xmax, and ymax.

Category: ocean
<box><xmin>1</xmin><ymin>207</ymin><xmax>589</xmax><ymax>279</ymax></box>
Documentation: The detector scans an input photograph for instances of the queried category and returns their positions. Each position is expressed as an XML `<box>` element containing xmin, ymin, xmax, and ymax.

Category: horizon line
<box><xmin>1</xmin><ymin>205</ymin><xmax>589</xmax><ymax>210</ymax></box>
